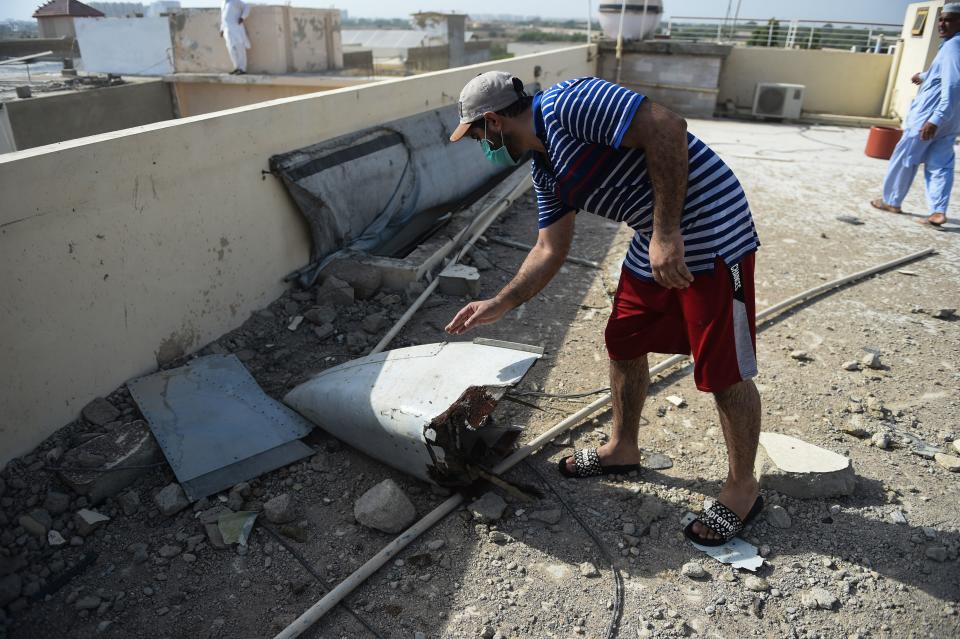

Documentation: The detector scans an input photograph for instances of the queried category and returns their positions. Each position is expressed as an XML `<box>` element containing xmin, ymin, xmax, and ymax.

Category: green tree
<box><xmin>747</xmin><ymin>18</ymin><xmax>783</xmax><ymax>47</ymax></box>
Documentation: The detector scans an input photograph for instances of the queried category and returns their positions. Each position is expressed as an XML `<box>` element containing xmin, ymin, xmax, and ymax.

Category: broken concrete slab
<box><xmin>81</xmin><ymin>397</ymin><xmax>120</xmax><ymax>426</ymax></box>
<box><xmin>354</xmin><ymin>479</ymin><xmax>416</xmax><ymax>533</ymax></box>
<box><xmin>934</xmin><ymin>453</ymin><xmax>960</xmax><ymax>472</ymax></box>
<box><xmin>323</xmin><ymin>260</ymin><xmax>382</xmax><ymax>300</ymax></box>
<box><xmin>74</xmin><ymin>509</ymin><xmax>110</xmax><ymax>536</ymax></box>
<box><xmin>754</xmin><ymin>432</ymin><xmax>856</xmax><ymax>498</ymax></box>
<box><xmin>58</xmin><ymin>421</ymin><xmax>162</xmax><ymax>504</ymax></box>
<box><xmin>438</xmin><ymin>263</ymin><xmax>481</xmax><ymax>298</ymax></box>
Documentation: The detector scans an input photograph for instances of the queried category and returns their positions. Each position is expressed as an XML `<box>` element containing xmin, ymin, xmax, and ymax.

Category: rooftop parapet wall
<box><xmin>0</xmin><ymin>44</ymin><xmax>596</xmax><ymax>470</ymax></box>
<box><xmin>718</xmin><ymin>47</ymin><xmax>893</xmax><ymax>117</ymax></box>
<box><xmin>171</xmin><ymin>6</ymin><xmax>343</xmax><ymax>75</ymax></box>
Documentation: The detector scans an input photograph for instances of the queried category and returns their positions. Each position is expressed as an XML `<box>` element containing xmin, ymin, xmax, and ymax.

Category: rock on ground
<box><xmin>754</xmin><ymin>432</ymin><xmax>857</xmax><ymax>497</ymax></box>
<box><xmin>81</xmin><ymin>397</ymin><xmax>120</xmax><ymax>426</ymax></box>
<box><xmin>765</xmin><ymin>505</ymin><xmax>792</xmax><ymax>529</ymax></box>
<box><xmin>468</xmin><ymin>492</ymin><xmax>507</xmax><ymax>524</ymax></box>
<box><xmin>154</xmin><ymin>483</ymin><xmax>190</xmax><ymax>517</ymax></box>
<box><xmin>59</xmin><ymin>422</ymin><xmax>162</xmax><ymax>504</ymax></box>
<box><xmin>680</xmin><ymin>562</ymin><xmax>707</xmax><ymax>579</ymax></box>
<box><xmin>934</xmin><ymin>453</ymin><xmax>960</xmax><ymax>472</ymax></box>
<box><xmin>801</xmin><ymin>587</ymin><xmax>838</xmax><ymax>610</ymax></box>
<box><xmin>74</xmin><ymin>509</ymin><xmax>110</xmax><ymax>536</ymax></box>
<box><xmin>264</xmin><ymin>494</ymin><xmax>297</xmax><ymax>524</ymax></box>
<box><xmin>353</xmin><ymin>479</ymin><xmax>416</xmax><ymax>533</ymax></box>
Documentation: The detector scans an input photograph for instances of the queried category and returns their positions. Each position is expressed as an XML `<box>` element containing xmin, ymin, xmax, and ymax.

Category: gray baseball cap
<box><xmin>449</xmin><ymin>71</ymin><xmax>524</xmax><ymax>142</ymax></box>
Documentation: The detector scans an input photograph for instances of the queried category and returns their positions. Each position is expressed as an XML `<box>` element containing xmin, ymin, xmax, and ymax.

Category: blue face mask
<box><xmin>481</xmin><ymin>120</ymin><xmax>520</xmax><ymax>167</ymax></box>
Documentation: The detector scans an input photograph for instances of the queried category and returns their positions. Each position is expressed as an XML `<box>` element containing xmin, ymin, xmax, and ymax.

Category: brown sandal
<box><xmin>870</xmin><ymin>198</ymin><xmax>902</xmax><ymax>214</ymax></box>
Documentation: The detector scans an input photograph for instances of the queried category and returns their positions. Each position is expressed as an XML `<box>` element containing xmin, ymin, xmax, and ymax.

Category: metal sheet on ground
<box><xmin>128</xmin><ymin>354</ymin><xmax>314</xmax><ymax>501</ymax></box>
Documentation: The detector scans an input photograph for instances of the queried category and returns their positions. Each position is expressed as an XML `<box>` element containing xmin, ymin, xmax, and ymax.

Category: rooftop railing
<box><xmin>663</xmin><ymin>16</ymin><xmax>902</xmax><ymax>53</ymax></box>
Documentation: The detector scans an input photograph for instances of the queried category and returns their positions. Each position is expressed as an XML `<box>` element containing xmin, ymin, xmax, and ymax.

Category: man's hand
<box><xmin>649</xmin><ymin>231</ymin><xmax>693</xmax><ymax>289</ymax></box>
<box><xmin>445</xmin><ymin>298</ymin><xmax>509</xmax><ymax>335</ymax></box>
<box><xmin>912</xmin><ymin>72</ymin><xmax>923</xmax><ymax>85</ymax></box>
<box><xmin>920</xmin><ymin>121</ymin><xmax>938</xmax><ymax>141</ymax></box>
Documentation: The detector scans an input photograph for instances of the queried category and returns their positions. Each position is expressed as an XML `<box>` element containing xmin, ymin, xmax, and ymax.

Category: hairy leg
<box><xmin>566</xmin><ymin>355</ymin><xmax>649</xmax><ymax>471</ymax></box>
<box><xmin>692</xmin><ymin>379</ymin><xmax>762</xmax><ymax>540</ymax></box>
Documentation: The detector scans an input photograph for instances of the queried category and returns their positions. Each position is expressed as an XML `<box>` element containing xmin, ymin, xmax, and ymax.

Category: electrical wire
<box><xmin>260</xmin><ymin>523</ymin><xmax>388</xmax><ymax>639</ymax></box>
<box><xmin>523</xmin><ymin>459</ymin><xmax>624</xmax><ymax>639</ymax></box>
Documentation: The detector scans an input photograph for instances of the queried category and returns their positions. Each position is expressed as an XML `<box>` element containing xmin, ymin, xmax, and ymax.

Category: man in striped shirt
<box><xmin>446</xmin><ymin>72</ymin><xmax>763</xmax><ymax>545</ymax></box>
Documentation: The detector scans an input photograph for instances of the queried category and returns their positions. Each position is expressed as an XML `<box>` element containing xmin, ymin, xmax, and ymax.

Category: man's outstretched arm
<box><xmin>619</xmin><ymin>100</ymin><xmax>692</xmax><ymax>289</ymax></box>
<box><xmin>446</xmin><ymin>210</ymin><xmax>575</xmax><ymax>334</ymax></box>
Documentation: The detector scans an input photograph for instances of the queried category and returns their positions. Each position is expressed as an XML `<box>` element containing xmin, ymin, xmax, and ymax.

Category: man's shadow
<box><xmin>499</xmin><ymin>446</ymin><xmax>959</xmax><ymax>603</ymax></box>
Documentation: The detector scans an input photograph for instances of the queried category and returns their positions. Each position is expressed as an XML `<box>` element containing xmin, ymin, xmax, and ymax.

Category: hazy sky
<box><xmin>4</xmin><ymin>0</ymin><xmax>917</xmax><ymax>24</ymax></box>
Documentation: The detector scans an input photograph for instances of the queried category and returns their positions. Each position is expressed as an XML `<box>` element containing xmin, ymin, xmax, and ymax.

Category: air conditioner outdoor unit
<box><xmin>752</xmin><ymin>83</ymin><xmax>805</xmax><ymax>119</ymax></box>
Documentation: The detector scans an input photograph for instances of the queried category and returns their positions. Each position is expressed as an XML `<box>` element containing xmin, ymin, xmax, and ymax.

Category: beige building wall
<box><xmin>889</xmin><ymin>1</ymin><xmax>946</xmax><ymax>122</ymax></box>
<box><xmin>37</xmin><ymin>16</ymin><xmax>76</xmax><ymax>38</ymax></box>
<box><xmin>718</xmin><ymin>47</ymin><xmax>893</xmax><ymax>117</ymax></box>
<box><xmin>0</xmin><ymin>45</ymin><xmax>596</xmax><ymax>469</ymax></box>
<box><xmin>288</xmin><ymin>7</ymin><xmax>343</xmax><ymax>71</ymax></box>
<box><xmin>171</xmin><ymin>82</ymin><xmax>338</xmax><ymax>116</ymax></box>
<box><xmin>2</xmin><ymin>81</ymin><xmax>175</xmax><ymax>151</ymax></box>
<box><xmin>171</xmin><ymin>6</ymin><xmax>342</xmax><ymax>75</ymax></box>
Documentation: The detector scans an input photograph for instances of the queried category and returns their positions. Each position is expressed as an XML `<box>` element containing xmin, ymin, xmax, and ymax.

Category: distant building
<box><xmin>33</xmin><ymin>0</ymin><xmax>105</xmax><ymax>38</ymax></box>
<box><xmin>88</xmin><ymin>3</ymin><xmax>145</xmax><ymax>18</ymax></box>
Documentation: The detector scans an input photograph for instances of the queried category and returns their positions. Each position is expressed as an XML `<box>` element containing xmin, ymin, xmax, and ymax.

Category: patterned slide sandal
<box><xmin>557</xmin><ymin>448</ymin><xmax>641</xmax><ymax>478</ymax></box>
<box><xmin>683</xmin><ymin>495</ymin><xmax>764</xmax><ymax>547</ymax></box>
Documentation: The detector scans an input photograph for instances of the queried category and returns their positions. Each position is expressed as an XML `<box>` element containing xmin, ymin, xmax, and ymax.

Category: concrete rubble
<box><xmin>354</xmin><ymin>479</ymin><xmax>416</xmax><ymax>533</ymax></box>
<box><xmin>754</xmin><ymin>433</ymin><xmax>857</xmax><ymax>497</ymax></box>
<box><xmin>438</xmin><ymin>263</ymin><xmax>481</xmax><ymax>297</ymax></box>
<box><xmin>57</xmin><ymin>422</ymin><xmax>161</xmax><ymax>504</ymax></box>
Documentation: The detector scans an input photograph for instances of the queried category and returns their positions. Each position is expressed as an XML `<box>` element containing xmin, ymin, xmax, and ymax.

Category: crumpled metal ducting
<box><xmin>283</xmin><ymin>339</ymin><xmax>542</xmax><ymax>486</ymax></box>
<box><xmin>269</xmin><ymin>105</ymin><xmax>502</xmax><ymax>264</ymax></box>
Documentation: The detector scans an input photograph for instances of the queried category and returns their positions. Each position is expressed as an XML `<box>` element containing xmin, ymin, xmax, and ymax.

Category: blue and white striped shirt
<box><xmin>531</xmin><ymin>77</ymin><xmax>759</xmax><ymax>282</ymax></box>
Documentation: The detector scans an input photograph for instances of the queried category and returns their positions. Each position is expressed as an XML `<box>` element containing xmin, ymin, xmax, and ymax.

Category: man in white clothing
<box><xmin>220</xmin><ymin>0</ymin><xmax>251</xmax><ymax>75</ymax></box>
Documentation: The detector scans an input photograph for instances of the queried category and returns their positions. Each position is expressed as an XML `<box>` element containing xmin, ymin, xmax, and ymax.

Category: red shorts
<box><xmin>605</xmin><ymin>254</ymin><xmax>757</xmax><ymax>393</ymax></box>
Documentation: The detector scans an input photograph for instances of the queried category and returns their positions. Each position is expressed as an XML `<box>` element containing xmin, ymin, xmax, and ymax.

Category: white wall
<box><xmin>0</xmin><ymin>45</ymin><xmax>596</xmax><ymax>470</ymax></box>
<box><xmin>889</xmin><ymin>1</ymin><xmax>945</xmax><ymax>121</ymax></box>
<box><xmin>76</xmin><ymin>17</ymin><xmax>174</xmax><ymax>76</ymax></box>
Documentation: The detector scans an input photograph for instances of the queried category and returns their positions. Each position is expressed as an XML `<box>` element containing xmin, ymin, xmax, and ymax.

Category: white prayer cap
<box><xmin>945</xmin><ymin>3</ymin><xmax>960</xmax><ymax>15</ymax></box>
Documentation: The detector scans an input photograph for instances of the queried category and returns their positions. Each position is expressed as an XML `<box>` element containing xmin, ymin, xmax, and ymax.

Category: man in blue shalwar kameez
<box><xmin>872</xmin><ymin>4</ymin><xmax>960</xmax><ymax>227</ymax></box>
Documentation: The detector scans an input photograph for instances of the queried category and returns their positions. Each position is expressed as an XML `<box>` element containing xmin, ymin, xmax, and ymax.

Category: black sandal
<box><xmin>558</xmin><ymin>448</ymin><xmax>641</xmax><ymax>478</ymax></box>
<box><xmin>683</xmin><ymin>495</ymin><xmax>764</xmax><ymax>547</ymax></box>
